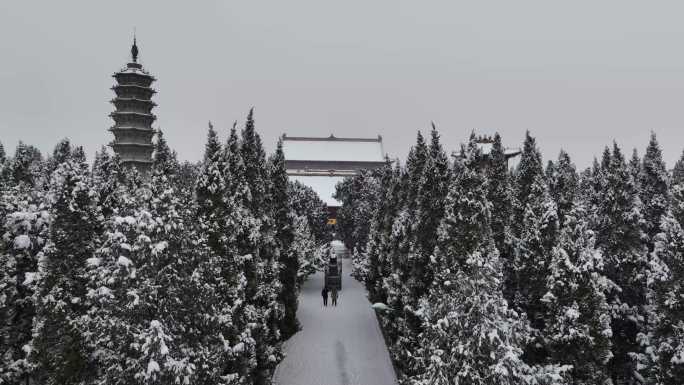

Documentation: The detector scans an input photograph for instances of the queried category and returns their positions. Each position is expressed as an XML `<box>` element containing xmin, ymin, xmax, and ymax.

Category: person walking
<box><xmin>322</xmin><ymin>286</ymin><xmax>329</xmax><ymax>307</ymax></box>
<box><xmin>331</xmin><ymin>286</ymin><xmax>339</xmax><ymax>307</ymax></box>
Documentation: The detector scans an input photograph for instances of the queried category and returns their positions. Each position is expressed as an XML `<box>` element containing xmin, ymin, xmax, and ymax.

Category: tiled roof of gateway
<box><xmin>281</xmin><ymin>135</ymin><xmax>385</xmax><ymax>163</ymax></box>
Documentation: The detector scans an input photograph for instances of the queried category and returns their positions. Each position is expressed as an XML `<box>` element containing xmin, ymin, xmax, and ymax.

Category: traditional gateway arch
<box><xmin>281</xmin><ymin>134</ymin><xmax>387</xmax><ymax>223</ymax></box>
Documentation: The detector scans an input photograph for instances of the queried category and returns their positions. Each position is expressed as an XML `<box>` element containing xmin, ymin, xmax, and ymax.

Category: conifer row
<box><xmin>338</xmin><ymin>129</ymin><xmax>684</xmax><ymax>385</ymax></box>
<box><xmin>0</xmin><ymin>111</ymin><xmax>329</xmax><ymax>385</ymax></box>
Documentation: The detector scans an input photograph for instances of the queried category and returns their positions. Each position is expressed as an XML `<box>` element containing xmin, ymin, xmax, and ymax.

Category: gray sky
<box><xmin>1</xmin><ymin>0</ymin><xmax>683</xmax><ymax>169</ymax></box>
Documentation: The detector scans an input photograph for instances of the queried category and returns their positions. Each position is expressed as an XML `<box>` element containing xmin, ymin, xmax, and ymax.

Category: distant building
<box><xmin>282</xmin><ymin>134</ymin><xmax>386</xmax><ymax>222</ymax></box>
<box><xmin>469</xmin><ymin>134</ymin><xmax>521</xmax><ymax>166</ymax></box>
<box><xmin>109</xmin><ymin>38</ymin><xmax>157</xmax><ymax>173</ymax></box>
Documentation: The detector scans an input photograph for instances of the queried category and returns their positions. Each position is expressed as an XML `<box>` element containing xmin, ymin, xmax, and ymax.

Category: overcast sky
<box><xmin>1</xmin><ymin>0</ymin><xmax>683</xmax><ymax>169</ymax></box>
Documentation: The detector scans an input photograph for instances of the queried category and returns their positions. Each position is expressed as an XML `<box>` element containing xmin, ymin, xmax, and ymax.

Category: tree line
<box><xmin>0</xmin><ymin>109</ymin><xmax>330</xmax><ymax>385</ymax></box>
<box><xmin>335</xmin><ymin>128</ymin><xmax>684</xmax><ymax>385</ymax></box>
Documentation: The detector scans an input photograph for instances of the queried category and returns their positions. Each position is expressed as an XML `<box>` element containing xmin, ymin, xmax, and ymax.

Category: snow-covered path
<box><xmin>272</xmin><ymin>249</ymin><xmax>398</xmax><ymax>385</ymax></box>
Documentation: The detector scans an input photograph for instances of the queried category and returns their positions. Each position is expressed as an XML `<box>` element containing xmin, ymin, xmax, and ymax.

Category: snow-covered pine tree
<box><xmin>360</xmin><ymin>157</ymin><xmax>395</xmax><ymax>299</ymax></box>
<box><xmin>290</xmin><ymin>214</ymin><xmax>318</xmax><ymax>285</ymax></box>
<box><xmin>45</xmin><ymin>138</ymin><xmax>73</xmax><ymax>176</ymax></box>
<box><xmin>511</xmin><ymin>174</ymin><xmax>559</xmax><ymax>363</ymax></box>
<box><xmin>31</xmin><ymin>153</ymin><xmax>101</xmax><ymax>385</ymax></box>
<box><xmin>222</xmin><ymin>121</ymin><xmax>263</xmax><ymax>383</ymax></box>
<box><xmin>10</xmin><ymin>142</ymin><xmax>43</xmax><ymax>189</ymax></box>
<box><xmin>0</xmin><ymin>185</ymin><xmax>49</xmax><ymax>384</ymax></box>
<box><xmin>195</xmin><ymin>123</ymin><xmax>255</xmax><ymax>384</ymax></box>
<box><xmin>196</xmin><ymin>122</ymin><xmax>225</xmax><ymax>226</ymax></box>
<box><xmin>416</xmin><ymin>241</ymin><xmax>555</xmax><ymax>385</ymax></box>
<box><xmin>629</xmin><ymin>148</ymin><xmax>642</xmax><ymax>193</ymax></box>
<box><xmin>378</xmin><ymin>132</ymin><xmax>431</xmax><ymax>376</ymax></box>
<box><xmin>594</xmin><ymin>142</ymin><xmax>650</xmax><ymax>384</ymax></box>
<box><xmin>486</xmin><ymin>132</ymin><xmax>513</xmax><ymax>257</ymax></box>
<box><xmin>404</xmin><ymin>131</ymin><xmax>428</xmax><ymax>211</ymax></box>
<box><xmin>240</xmin><ymin>109</ymin><xmax>283</xmax><ymax>384</ymax></box>
<box><xmin>513</xmin><ymin>131</ymin><xmax>545</xmax><ymax>236</ymax></box>
<box><xmin>673</xmin><ymin>150</ymin><xmax>684</xmax><ymax>185</ymax></box>
<box><xmin>672</xmin><ymin>150</ymin><xmax>684</xmax><ymax>228</ymax></box>
<box><xmin>83</xmin><ymin>208</ymin><xmax>146</xmax><ymax>384</ymax></box>
<box><xmin>408</xmin><ymin>125</ymin><xmax>451</xmax><ymax>301</ymax></box>
<box><xmin>509</xmin><ymin>132</ymin><xmax>554</xmax><ymax>340</ymax></box>
<box><xmin>142</xmin><ymin>138</ymin><xmax>209</xmax><ymax>383</ymax></box>
<box><xmin>433</xmin><ymin>142</ymin><xmax>490</xmax><ymax>273</ymax></box>
<box><xmin>134</xmin><ymin>319</ymin><xmax>193</xmax><ymax>385</ymax></box>
<box><xmin>92</xmin><ymin>146</ymin><xmax>126</xmax><ymax>219</ymax></box>
<box><xmin>269</xmin><ymin>139</ymin><xmax>299</xmax><ymax>339</ymax></box>
<box><xmin>0</xmin><ymin>140</ymin><xmax>6</xmax><ymax>180</ymax></box>
<box><xmin>289</xmin><ymin>181</ymin><xmax>329</xmax><ymax>245</ymax></box>
<box><xmin>152</xmin><ymin>129</ymin><xmax>180</xmax><ymax>181</ymax></box>
<box><xmin>639</xmin><ymin>133</ymin><xmax>670</xmax><ymax>245</ymax></box>
<box><xmin>240</xmin><ymin>109</ymin><xmax>269</xmax><ymax>218</ymax></box>
<box><xmin>547</xmin><ymin>150</ymin><xmax>578</xmax><ymax>227</ymax></box>
<box><xmin>542</xmin><ymin>204</ymin><xmax>612</xmax><ymax>384</ymax></box>
<box><xmin>416</xmin><ymin>149</ymin><xmax>566</xmax><ymax>385</ymax></box>
<box><xmin>646</xmin><ymin>211</ymin><xmax>684</xmax><ymax>384</ymax></box>
<box><xmin>545</xmin><ymin>159</ymin><xmax>555</xmax><ymax>182</ymax></box>
<box><xmin>0</xmin><ymin>141</ymin><xmax>10</xmax><ymax>190</ymax></box>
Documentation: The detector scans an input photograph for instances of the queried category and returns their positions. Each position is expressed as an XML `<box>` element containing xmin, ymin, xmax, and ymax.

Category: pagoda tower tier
<box><xmin>109</xmin><ymin>38</ymin><xmax>156</xmax><ymax>172</ymax></box>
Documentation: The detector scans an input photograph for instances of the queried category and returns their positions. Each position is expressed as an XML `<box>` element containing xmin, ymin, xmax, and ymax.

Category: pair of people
<box><xmin>321</xmin><ymin>286</ymin><xmax>339</xmax><ymax>306</ymax></box>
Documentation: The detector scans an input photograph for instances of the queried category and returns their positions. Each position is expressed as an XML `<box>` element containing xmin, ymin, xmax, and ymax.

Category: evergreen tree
<box><xmin>640</xmin><ymin>133</ymin><xmax>670</xmax><ymax>244</ymax></box>
<box><xmin>84</xmin><ymin>208</ymin><xmax>148</xmax><ymax>384</ymax></box>
<box><xmin>409</xmin><ymin>125</ymin><xmax>451</xmax><ymax>300</ymax></box>
<box><xmin>92</xmin><ymin>146</ymin><xmax>125</xmax><ymax>219</ymax></box>
<box><xmin>45</xmin><ymin>138</ymin><xmax>72</xmax><ymax>176</ymax></box>
<box><xmin>31</xmin><ymin>155</ymin><xmax>101</xmax><ymax>385</ymax></box>
<box><xmin>0</xmin><ymin>187</ymin><xmax>49</xmax><ymax>384</ymax></box>
<box><xmin>240</xmin><ymin>109</ymin><xmax>283</xmax><ymax>384</ymax></box>
<box><xmin>360</xmin><ymin>157</ymin><xmax>395</xmax><ymax>299</ymax></box>
<box><xmin>416</xmin><ymin>156</ymin><xmax>566</xmax><ymax>384</ymax></box>
<box><xmin>290</xmin><ymin>181</ymin><xmax>329</xmax><ymax>245</ymax></box>
<box><xmin>487</xmin><ymin>132</ymin><xmax>513</xmax><ymax>254</ymax></box>
<box><xmin>404</xmin><ymin>131</ymin><xmax>428</xmax><ymax>210</ymax></box>
<box><xmin>511</xmin><ymin>174</ymin><xmax>559</xmax><ymax>362</ymax></box>
<box><xmin>547</xmin><ymin>150</ymin><xmax>578</xmax><ymax>227</ymax></box>
<box><xmin>334</xmin><ymin>171</ymin><xmax>381</xmax><ymax>252</ymax></box>
<box><xmin>671</xmin><ymin>150</ymin><xmax>684</xmax><ymax>228</ymax></box>
<box><xmin>10</xmin><ymin>142</ymin><xmax>43</xmax><ymax>188</ymax></box>
<box><xmin>290</xmin><ymin>215</ymin><xmax>319</xmax><ymax>284</ymax></box>
<box><xmin>0</xmin><ymin>141</ymin><xmax>9</xmax><ymax>186</ymax></box>
<box><xmin>594</xmin><ymin>142</ymin><xmax>649</xmax><ymax>384</ymax></box>
<box><xmin>629</xmin><ymin>148</ymin><xmax>642</xmax><ymax>192</ymax></box>
<box><xmin>416</xmin><ymin>241</ymin><xmax>535</xmax><ymax>385</ymax></box>
<box><xmin>434</xmin><ymin>146</ymin><xmax>490</xmax><ymax>273</ymax></box>
<box><xmin>152</xmin><ymin>129</ymin><xmax>179</xmax><ymax>180</ymax></box>
<box><xmin>513</xmin><ymin>131</ymin><xmax>544</xmax><ymax>235</ymax></box>
<box><xmin>240</xmin><ymin>109</ymin><xmax>269</xmax><ymax>217</ymax></box>
<box><xmin>673</xmin><ymin>150</ymin><xmax>684</xmax><ymax>185</ymax></box>
<box><xmin>646</xmin><ymin>212</ymin><xmax>684</xmax><ymax>384</ymax></box>
<box><xmin>269</xmin><ymin>139</ymin><xmax>299</xmax><ymax>339</ymax></box>
<box><xmin>377</xmin><ymin>132</ymin><xmax>432</xmax><ymax>377</ymax></box>
<box><xmin>195</xmin><ymin>123</ymin><xmax>255</xmax><ymax>383</ymax></box>
<box><xmin>542</xmin><ymin>204</ymin><xmax>612</xmax><ymax>384</ymax></box>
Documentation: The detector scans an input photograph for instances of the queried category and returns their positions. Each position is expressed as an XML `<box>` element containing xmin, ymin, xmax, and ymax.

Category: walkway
<box><xmin>272</xmin><ymin>246</ymin><xmax>398</xmax><ymax>385</ymax></box>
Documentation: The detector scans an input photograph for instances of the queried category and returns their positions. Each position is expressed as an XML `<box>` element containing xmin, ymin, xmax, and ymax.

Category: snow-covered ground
<box><xmin>272</xmin><ymin>251</ymin><xmax>398</xmax><ymax>385</ymax></box>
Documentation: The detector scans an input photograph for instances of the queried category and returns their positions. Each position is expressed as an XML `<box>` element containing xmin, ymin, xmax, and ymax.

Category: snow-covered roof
<box><xmin>282</xmin><ymin>135</ymin><xmax>384</xmax><ymax>162</ymax></box>
<box><xmin>476</xmin><ymin>142</ymin><xmax>521</xmax><ymax>157</ymax></box>
<box><xmin>290</xmin><ymin>175</ymin><xmax>346</xmax><ymax>207</ymax></box>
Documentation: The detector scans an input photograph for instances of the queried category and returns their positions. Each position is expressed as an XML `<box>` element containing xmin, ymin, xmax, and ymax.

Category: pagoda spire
<box><xmin>131</xmin><ymin>33</ymin><xmax>139</xmax><ymax>63</ymax></box>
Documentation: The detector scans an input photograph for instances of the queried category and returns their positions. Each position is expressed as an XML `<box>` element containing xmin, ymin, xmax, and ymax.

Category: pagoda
<box><xmin>109</xmin><ymin>38</ymin><xmax>156</xmax><ymax>173</ymax></box>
